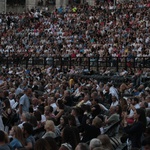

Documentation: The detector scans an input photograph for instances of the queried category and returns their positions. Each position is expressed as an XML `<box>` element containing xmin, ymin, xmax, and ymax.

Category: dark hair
<box><xmin>0</xmin><ymin>130</ymin><xmax>5</xmax><ymax>142</ymax></box>
<box><xmin>34</xmin><ymin>138</ymin><xmax>52</xmax><ymax>150</ymax></box>
<box><xmin>3</xmin><ymin>90</ymin><xmax>9</xmax><ymax>97</ymax></box>
<box><xmin>94</xmin><ymin>98</ymin><xmax>99</xmax><ymax>103</ymax></box>
<box><xmin>133</xmin><ymin>97</ymin><xmax>139</xmax><ymax>103</ymax></box>
<box><xmin>23</xmin><ymin>123</ymin><xmax>33</xmax><ymax>135</ymax></box>
<box><xmin>3</xmin><ymin>98</ymin><xmax>11</xmax><ymax>109</ymax></box>
<box><xmin>38</xmin><ymin>105</ymin><xmax>44</xmax><ymax>114</ymax></box>
<box><xmin>68</xmin><ymin>114</ymin><xmax>76</xmax><ymax>126</ymax></box>
<box><xmin>72</xmin><ymin>107</ymin><xmax>79</xmax><ymax>116</ymax></box>
<box><xmin>62</xmin><ymin>126</ymin><xmax>78</xmax><ymax>149</ymax></box>
<box><xmin>144</xmin><ymin>102</ymin><xmax>148</xmax><ymax>108</ymax></box>
<box><xmin>49</xmin><ymin>106</ymin><xmax>53</xmax><ymax>113</ymax></box>
<box><xmin>29</xmin><ymin>106</ymin><xmax>34</xmax><ymax>113</ymax></box>
<box><xmin>44</xmin><ymin>137</ymin><xmax>58</xmax><ymax>150</ymax></box>
<box><xmin>61</xmin><ymin>115</ymin><xmax>68</xmax><ymax>126</ymax></box>
<box><xmin>81</xmin><ymin>104</ymin><xmax>91</xmax><ymax>113</ymax></box>
<box><xmin>136</xmin><ymin>108</ymin><xmax>146</xmax><ymax>131</ymax></box>
<box><xmin>29</xmin><ymin>115</ymin><xmax>37</xmax><ymax>128</ymax></box>
<box><xmin>34</xmin><ymin>110</ymin><xmax>42</xmax><ymax>121</ymax></box>
<box><xmin>141</xmin><ymin>136</ymin><xmax>150</xmax><ymax>146</ymax></box>
<box><xmin>57</xmin><ymin>99</ymin><xmax>64</xmax><ymax>109</ymax></box>
<box><xmin>116</xmin><ymin>104</ymin><xmax>122</xmax><ymax>118</ymax></box>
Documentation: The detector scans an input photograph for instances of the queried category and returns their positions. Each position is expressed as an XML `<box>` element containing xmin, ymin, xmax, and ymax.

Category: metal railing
<box><xmin>1</xmin><ymin>56</ymin><xmax>150</xmax><ymax>72</ymax></box>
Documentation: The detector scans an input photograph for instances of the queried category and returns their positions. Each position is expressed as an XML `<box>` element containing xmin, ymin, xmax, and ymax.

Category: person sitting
<box><xmin>34</xmin><ymin>138</ymin><xmax>52</xmax><ymax>150</ymax></box>
<box><xmin>91</xmin><ymin>98</ymin><xmax>101</xmax><ymax>119</ymax></box>
<box><xmin>0</xmin><ymin>130</ymin><xmax>12</xmax><ymax>150</ymax></box>
<box><xmin>44</xmin><ymin>106</ymin><xmax>56</xmax><ymax>121</ymax></box>
<box><xmin>42</xmin><ymin>120</ymin><xmax>56</xmax><ymax>139</ymax></box>
<box><xmin>97</xmin><ymin>134</ymin><xmax>113</xmax><ymax>150</ymax></box>
<box><xmin>22</xmin><ymin>122</ymin><xmax>35</xmax><ymax>150</ymax></box>
<box><xmin>57</xmin><ymin>115</ymin><xmax>68</xmax><ymax>132</ymax></box>
<box><xmin>89</xmin><ymin>138</ymin><xmax>102</xmax><ymax>150</ymax></box>
<box><xmin>126</xmin><ymin>97</ymin><xmax>140</xmax><ymax>125</ymax></box>
<box><xmin>76</xmin><ymin>94</ymin><xmax>91</xmax><ymax>107</ymax></box>
<box><xmin>59</xmin><ymin>126</ymin><xmax>78</xmax><ymax>150</ymax></box>
<box><xmin>75</xmin><ymin>143</ymin><xmax>90</xmax><ymax>150</ymax></box>
<box><xmin>104</xmin><ymin>106</ymin><xmax>120</xmax><ymax>127</ymax></box>
<box><xmin>18</xmin><ymin>112</ymin><xmax>31</xmax><ymax>129</ymax></box>
<box><xmin>141</xmin><ymin>136</ymin><xmax>150</xmax><ymax>150</ymax></box>
<box><xmin>81</xmin><ymin>117</ymin><xmax>102</xmax><ymax>143</ymax></box>
<box><xmin>9</xmin><ymin>126</ymin><xmax>25</xmax><ymax>149</ymax></box>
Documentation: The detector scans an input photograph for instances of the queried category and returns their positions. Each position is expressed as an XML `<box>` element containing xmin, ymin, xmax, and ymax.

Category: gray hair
<box><xmin>75</xmin><ymin>143</ymin><xmax>90</xmax><ymax>150</ymax></box>
<box><xmin>89</xmin><ymin>138</ymin><xmax>102</xmax><ymax>150</ymax></box>
<box><xmin>22</xmin><ymin>112</ymin><xmax>31</xmax><ymax>121</ymax></box>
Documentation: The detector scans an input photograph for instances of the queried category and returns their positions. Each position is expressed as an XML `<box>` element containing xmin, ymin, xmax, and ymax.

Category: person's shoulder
<box><xmin>10</xmin><ymin>138</ymin><xmax>18</xmax><ymax>143</ymax></box>
<box><xmin>61</xmin><ymin>143</ymin><xmax>72</xmax><ymax>150</ymax></box>
<box><xmin>0</xmin><ymin>144</ymin><xmax>12</xmax><ymax>150</ymax></box>
<box><xmin>20</xmin><ymin>94</ymin><xmax>26</xmax><ymax>99</ymax></box>
<box><xmin>26</xmin><ymin>135</ymin><xmax>35</xmax><ymax>142</ymax></box>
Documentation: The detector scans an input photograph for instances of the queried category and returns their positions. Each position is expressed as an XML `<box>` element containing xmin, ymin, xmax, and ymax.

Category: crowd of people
<box><xmin>0</xmin><ymin>0</ymin><xmax>150</xmax><ymax>150</ymax></box>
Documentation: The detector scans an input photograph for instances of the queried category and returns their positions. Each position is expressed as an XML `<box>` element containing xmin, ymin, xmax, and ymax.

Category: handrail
<box><xmin>0</xmin><ymin>56</ymin><xmax>150</xmax><ymax>71</ymax></box>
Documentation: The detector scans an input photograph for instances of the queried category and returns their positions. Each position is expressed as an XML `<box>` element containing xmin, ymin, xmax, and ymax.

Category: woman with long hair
<box><xmin>122</xmin><ymin>108</ymin><xmax>147</xmax><ymax>149</ymax></box>
<box><xmin>9</xmin><ymin>126</ymin><xmax>25</xmax><ymax>149</ymax></box>
<box><xmin>55</xmin><ymin>99</ymin><xmax>65</xmax><ymax>125</ymax></box>
<box><xmin>34</xmin><ymin>138</ymin><xmax>51</xmax><ymax>150</ymax></box>
<box><xmin>59</xmin><ymin>126</ymin><xmax>78</xmax><ymax>150</ymax></box>
<box><xmin>57</xmin><ymin>115</ymin><xmax>68</xmax><ymax>132</ymax></box>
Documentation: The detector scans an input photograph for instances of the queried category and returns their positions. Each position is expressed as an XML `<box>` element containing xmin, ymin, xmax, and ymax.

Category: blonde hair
<box><xmin>97</xmin><ymin>134</ymin><xmax>113</xmax><ymax>150</ymax></box>
<box><xmin>44</xmin><ymin>106</ymin><xmax>50</xmax><ymax>112</ymax></box>
<box><xmin>13</xmin><ymin>126</ymin><xmax>25</xmax><ymax>146</ymax></box>
<box><xmin>45</xmin><ymin>120</ymin><xmax>55</xmax><ymax>132</ymax></box>
<box><xmin>92</xmin><ymin>117</ymin><xmax>103</xmax><ymax>128</ymax></box>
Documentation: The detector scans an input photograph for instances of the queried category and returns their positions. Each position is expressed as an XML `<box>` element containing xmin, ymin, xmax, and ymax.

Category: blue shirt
<box><xmin>10</xmin><ymin>138</ymin><xmax>23</xmax><ymax>150</ymax></box>
<box><xmin>19</xmin><ymin>94</ymin><xmax>30</xmax><ymax>113</ymax></box>
<box><xmin>26</xmin><ymin>135</ymin><xmax>35</xmax><ymax>150</ymax></box>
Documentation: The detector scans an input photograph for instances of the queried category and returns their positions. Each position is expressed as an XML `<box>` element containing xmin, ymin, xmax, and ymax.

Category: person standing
<box><xmin>0</xmin><ymin>99</ymin><xmax>4</xmax><ymax>131</ymax></box>
<box><xmin>0</xmin><ymin>89</ymin><xmax>4</xmax><ymax>130</ymax></box>
<box><xmin>122</xmin><ymin>108</ymin><xmax>147</xmax><ymax>149</ymax></box>
<box><xmin>19</xmin><ymin>88</ymin><xmax>32</xmax><ymax>116</ymax></box>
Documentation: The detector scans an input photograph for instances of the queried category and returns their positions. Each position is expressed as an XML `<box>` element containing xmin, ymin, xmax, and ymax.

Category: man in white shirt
<box><xmin>8</xmin><ymin>93</ymin><xmax>15</xmax><ymax>109</ymax></box>
<box><xmin>128</xmin><ymin>97</ymin><xmax>140</xmax><ymax>119</ymax></box>
<box><xmin>76</xmin><ymin>94</ymin><xmax>91</xmax><ymax>107</ymax></box>
<box><xmin>110</xmin><ymin>96</ymin><xmax>119</xmax><ymax>107</ymax></box>
<box><xmin>48</xmin><ymin>96</ymin><xmax>57</xmax><ymax>113</ymax></box>
<box><xmin>109</xmin><ymin>83</ymin><xmax>119</xmax><ymax>100</ymax></box>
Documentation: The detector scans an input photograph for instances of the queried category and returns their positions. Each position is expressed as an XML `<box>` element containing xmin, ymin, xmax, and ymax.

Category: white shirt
<box><xmin>50</xmin><ymin>103</ymin><xmax>57</xmax><ymax>113</ymax></box>
<box><xmin>109</xmin><ymin>86</ymin><xmax>119</xmax><ymax>100</ymax></box>
<box><xmin>18</xmin><ymin>121</ymin><xmax>26</xmax><ymax>129</ymax></box>
<box><xmin>41</xmin><ymin>114</ymin><xmax>46</xmax><ymax>123</ymax></box>
<box><xmin>111</xmin><ymin>101</ymin><xmax>119</xmax><ymax>107</ymax></box>
<box><xmin>84</xmin><ymin>100</ymin><xmax>91</xmax><ymax>106</ymax></box>
<box><xmin>129</xmin><ymin>103</ymin><xmax>140</xmax><ymax>117</ymax></box>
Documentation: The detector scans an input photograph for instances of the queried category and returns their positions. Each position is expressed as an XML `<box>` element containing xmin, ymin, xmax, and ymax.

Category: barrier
<box><xmin>1</xmin><ymin>56</ymin><xmax>149</xmax><ymax>72</ymax></box>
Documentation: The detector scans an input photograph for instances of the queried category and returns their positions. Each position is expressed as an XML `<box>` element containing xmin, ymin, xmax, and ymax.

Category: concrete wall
<box><xmin>7</xmin><ymin>5</ymin><xmax>26</xmax><ymax>13</ymax></box>
<box><xmin>55</xmin><ymin>0</ymin><xmax>68</xmax><ymax>8</ymax></box>
<box><xmin>0</xmin><ymin>0</ymin><xmax>95</xmax><ymax>14</ymax></box>
<box><xmin>26</xmin><ymin>0</ymin><xmax>37</xmax><ymax>11</ymax></box>
<box><xmin>0</xmin><ymin>0</ymin><xmax>6</xmax><ymax>13</ymax></box>
<box><xmin>86</xmin><ymin>0</ymin><xmax>95</xmax><ymax>6</ymax></box>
